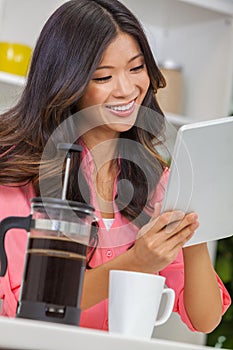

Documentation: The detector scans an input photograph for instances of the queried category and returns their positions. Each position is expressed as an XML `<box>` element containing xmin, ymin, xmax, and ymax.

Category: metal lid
<box><xmin>31</xmin><ymin>197</ymin><xmax>94</xmax><ymax>215</ymax></box>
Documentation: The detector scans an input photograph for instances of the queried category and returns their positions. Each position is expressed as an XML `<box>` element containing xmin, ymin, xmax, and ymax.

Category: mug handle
<box><xmin>154</xmin><ymin>288</ymin><xmax>175</xmax><ymax>326</ymax></box>
<box><xmin>0</xmin><ymin>215</ymin><xmax>31</xmax><ymax>276</ymax></box>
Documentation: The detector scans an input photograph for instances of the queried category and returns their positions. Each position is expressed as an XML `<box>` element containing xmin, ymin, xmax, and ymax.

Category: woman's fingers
<box><xmin>167</xmin><ymin>221</ymin><xmax>199</xmax><ymax>250</ymax></box>
<box><xmin>162</xmin><ymin>212</ymin><xmax>198</xmax><ymax>235</ymax></box>
<box><xmin>148</xmin><ymin>210</ymin><xmax>186</xmax><ymax>234</ymax></box>
<box><xmin>137</xmin><ymin>210</ymin><xmax>199</xmax><ymax>249</ymax></box>
<box><xmin>137</xmin><ymin>210</ymin><xmax>184</xmax><ymax>239</ymax></box>
<box><xmin>150</xmin><ymin>202</ymin><xmax>162</xmax><ymax>221</ymax></box>
<box><xmin>134</xmin><ymin>212</ymin><xmax>199</xmax><ymax>272</ymax></box>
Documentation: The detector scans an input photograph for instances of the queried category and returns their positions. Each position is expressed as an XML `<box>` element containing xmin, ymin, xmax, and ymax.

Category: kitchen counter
<box><xmin>0</xmin><ymin>316</ymin><xmax>226</xmax><ymax>350</ymax></box>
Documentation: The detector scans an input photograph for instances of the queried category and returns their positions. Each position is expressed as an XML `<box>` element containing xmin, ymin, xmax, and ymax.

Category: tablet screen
<box><xmin>162</xmin><ymin>117</ymin><xmax>233</xmax><ymax>246</ymax></box>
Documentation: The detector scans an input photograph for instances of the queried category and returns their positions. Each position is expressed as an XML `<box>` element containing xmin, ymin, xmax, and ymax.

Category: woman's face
<box><xmin>78</xmin><ymin>32</ymin><xmax>150</xmax><ymax>137</ymax></box>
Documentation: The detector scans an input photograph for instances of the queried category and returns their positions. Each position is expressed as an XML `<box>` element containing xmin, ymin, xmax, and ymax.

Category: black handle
<box><xmin>0</xmin><ymin>215</ymin><xmax>31</xmax><ymax>276</ymax></box>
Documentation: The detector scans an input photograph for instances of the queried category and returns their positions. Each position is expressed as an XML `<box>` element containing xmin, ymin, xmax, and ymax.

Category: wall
<box><xmin>0</xmin><ymin>0</ymin><xmax>67</xmax><ymax>46</ymax></box>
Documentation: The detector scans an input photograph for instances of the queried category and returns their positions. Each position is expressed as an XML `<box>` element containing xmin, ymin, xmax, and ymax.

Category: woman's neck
<box><xmin>81</xmin><ymin>131</ymin><xmax>120</xmax><ymax>219</ymax></box>
<box><xmin>82</xmin><ymin>130</ymin><xmax>119</xmax><ymax>174</ymax></box>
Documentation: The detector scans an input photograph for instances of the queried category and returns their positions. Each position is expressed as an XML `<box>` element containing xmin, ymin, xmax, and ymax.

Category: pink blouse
<box><xmin>0</xmin><ymin>145</ymin><xmax>231</xmax><ymax>332</ymax></box>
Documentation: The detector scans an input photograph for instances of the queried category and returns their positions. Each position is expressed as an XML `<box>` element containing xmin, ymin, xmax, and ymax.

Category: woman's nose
<box><xmin>113</xmin><ymin>73</ymin><xmax>135</xmax><ymax>98</ymax></box>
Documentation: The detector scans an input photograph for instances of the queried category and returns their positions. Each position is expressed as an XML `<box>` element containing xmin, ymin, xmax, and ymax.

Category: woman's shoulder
<box><xmin>159</xmin><ymin>166</ymin><xmax>170</xmax><ymax>187</ymax></box>
<box><xmin>150</xmin><ymin>167</ymin><xmax>170</xmax><ymax>206</ymax></box>
<box><xmin>0</xmin><ymin>183</ymin><xmax>35</xmax><ymax>219</ymax></box>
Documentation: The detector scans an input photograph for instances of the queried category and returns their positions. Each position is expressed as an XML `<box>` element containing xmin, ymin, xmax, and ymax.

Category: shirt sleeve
<box><xmin>0</xmin><ymin>185</ymin><xmax>33</xmax><ymax>317</ymax></box>
<box><xmin>0</xmin><ymin>268</ymin><xmax>20</xmax><ymax>317</ymax></box>
<box><xmin>0</xmin><ymin>227</ymin><xmax>28</xmax><ymax>317</ymax></box>
<box><xmin>159</xmin><ymin>250</ymin><xmax>231</xmax><ymax>331</ymax></box>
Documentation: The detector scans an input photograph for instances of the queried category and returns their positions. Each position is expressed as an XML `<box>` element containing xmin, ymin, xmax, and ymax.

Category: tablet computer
<box><xmin>162</xmin><ymin>116</ymin><xmax>233</xmax><ymax>246</ymax></box>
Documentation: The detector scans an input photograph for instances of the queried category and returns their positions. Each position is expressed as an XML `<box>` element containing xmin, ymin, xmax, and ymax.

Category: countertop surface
<box><xmin>0</xmin><ymin>316</ymin><xmax>226</xmax><ymax>350</ymax></box>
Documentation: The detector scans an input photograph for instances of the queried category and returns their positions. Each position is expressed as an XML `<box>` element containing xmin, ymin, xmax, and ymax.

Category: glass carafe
<box><xmin>0</xmin><ymin>197</ymin><xmax>96</xmax><ymax>325</ymax></box>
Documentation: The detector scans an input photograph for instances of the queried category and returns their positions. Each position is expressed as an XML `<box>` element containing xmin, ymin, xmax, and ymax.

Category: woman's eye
<box><xmin>93</xmin><ymin>76</ymin><xmax>112</xmax><ymax>82</ymax></box>
<box><xmin>130</xmin><ymin>64</ymin><xmax>145</xmax><ymax>72</ymax></box>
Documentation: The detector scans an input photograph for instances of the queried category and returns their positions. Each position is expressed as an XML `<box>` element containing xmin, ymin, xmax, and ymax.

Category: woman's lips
<box><xmin>105</xmin><ymin>100</ymin><xmax>136</xmax><ymax>117</ymax></box>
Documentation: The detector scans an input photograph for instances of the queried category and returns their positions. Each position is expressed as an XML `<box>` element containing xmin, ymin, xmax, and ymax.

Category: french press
<box><xmin>0</xmin><ymin>144</ymin><xmax>96</xmax><ymax>325</ymax></box>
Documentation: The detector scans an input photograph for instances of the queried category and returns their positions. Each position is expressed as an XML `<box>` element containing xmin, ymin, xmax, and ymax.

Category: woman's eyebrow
<box><xmin>128</xmin><ymin>52</ymin><xmax>143</xmax><ymax>63</ymax></box>
<box><xmin>96</xmin><ymin>53</ymin><xmax>144</xmax><ymax>70</ymax></box>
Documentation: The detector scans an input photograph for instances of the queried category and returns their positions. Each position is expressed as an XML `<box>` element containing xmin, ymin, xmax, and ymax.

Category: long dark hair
<box><xmin>0</xmin><ymin>0</ymin><xmax>166</xmax><ymax>228</ymax></box>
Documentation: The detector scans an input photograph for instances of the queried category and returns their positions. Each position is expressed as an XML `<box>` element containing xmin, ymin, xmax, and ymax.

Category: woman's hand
<box><xmin>81</xmin><ymin>204</ymin><xmax>200</xmax><ymax>310</ymax></box>
<box><xmin>131</xmin><ymin>205</ymin><xmax>199</xmax><ymax>273</ymax></box>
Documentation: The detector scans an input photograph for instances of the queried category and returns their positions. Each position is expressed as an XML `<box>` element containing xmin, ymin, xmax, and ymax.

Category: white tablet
<box><xmin>162</xmin><ymin>117</ymin><xmax>233</xmax><ymax>246</ymax></box>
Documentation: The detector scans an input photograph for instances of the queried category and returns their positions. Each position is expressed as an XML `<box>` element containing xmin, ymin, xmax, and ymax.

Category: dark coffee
<box><xmin>20</xmin><ymin>236</ymin><xmax>87</xmax><ymax>307</ymax></box>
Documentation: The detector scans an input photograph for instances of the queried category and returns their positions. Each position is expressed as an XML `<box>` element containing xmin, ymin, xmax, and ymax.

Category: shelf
<box><xmin>179</xmin><ymin>0</ymin><xmax>233</xmax><ymax>16</ymax></box>
<box><xmin>0</xmin><ymin>72</ymin><xmax>24</xmax><ymax>113</ymax></box>
<box><xmin>0</xmin><ymin>71</ymin><xmax>26</xmax><ymax>87</ymax></box>
<box><xmin>123</xmin><ymin>0</ymin><xmax>233</xmax><ymax>30</ymax></box>
<box><xmin>165</xmin><ymin>113</ymin><xmax>193</xmax><ymax>127</ymax></box>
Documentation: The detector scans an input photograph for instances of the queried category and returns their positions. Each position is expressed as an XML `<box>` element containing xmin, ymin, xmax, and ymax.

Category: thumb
<box><xmin>150</xmin><ymin>202</ymin><xmax>161</xmax><ymax>221</ymax></box>
<box><xmin>136</xmin><ymin>202</ymin><xmax>162</xmax><ymax>239</ymax></box>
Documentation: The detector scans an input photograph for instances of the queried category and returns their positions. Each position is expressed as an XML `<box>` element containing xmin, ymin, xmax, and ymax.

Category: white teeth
<box><xmin>107</xmin><ymin>100</ymin><xmax>134</xmax><ymax>112</ymax></box>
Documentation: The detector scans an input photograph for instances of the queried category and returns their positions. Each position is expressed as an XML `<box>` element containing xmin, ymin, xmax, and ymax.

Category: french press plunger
<box><xmin>0</xmin><ymin>144</ymin><xmax>96</xmax><ymax>325</ymax></box>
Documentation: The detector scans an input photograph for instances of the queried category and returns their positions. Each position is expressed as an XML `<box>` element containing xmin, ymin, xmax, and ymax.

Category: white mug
<box><xmin>108</xmin><ymin>270</ymin><xmax>175</xmax><ymax>339</ymax></box>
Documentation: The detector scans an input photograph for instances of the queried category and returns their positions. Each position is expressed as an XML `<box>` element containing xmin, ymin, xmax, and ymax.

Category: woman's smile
<box><xmin>105</xmin><ymin>99</ymin><xmax>136</xmax><ymax>117</ymax></box>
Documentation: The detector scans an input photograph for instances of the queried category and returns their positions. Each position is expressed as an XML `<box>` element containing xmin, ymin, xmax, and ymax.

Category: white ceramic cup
<box><xmin>108</xmin><ymin>270</ymin><xmax>175</xmax><ymax>339</ymax></box>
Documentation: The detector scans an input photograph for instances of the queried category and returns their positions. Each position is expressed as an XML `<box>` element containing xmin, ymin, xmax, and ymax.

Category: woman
<box><xmin>0</xmin><ymin>0</ymin><xmax>230</xmax><ymax>333</ymax></box>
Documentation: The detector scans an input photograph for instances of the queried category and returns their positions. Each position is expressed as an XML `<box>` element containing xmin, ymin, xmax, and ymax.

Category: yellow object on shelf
<box><xmin>0</xmin><ymin>42</ymin><xmax>32</xmax><ymax>77</ymax></box>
